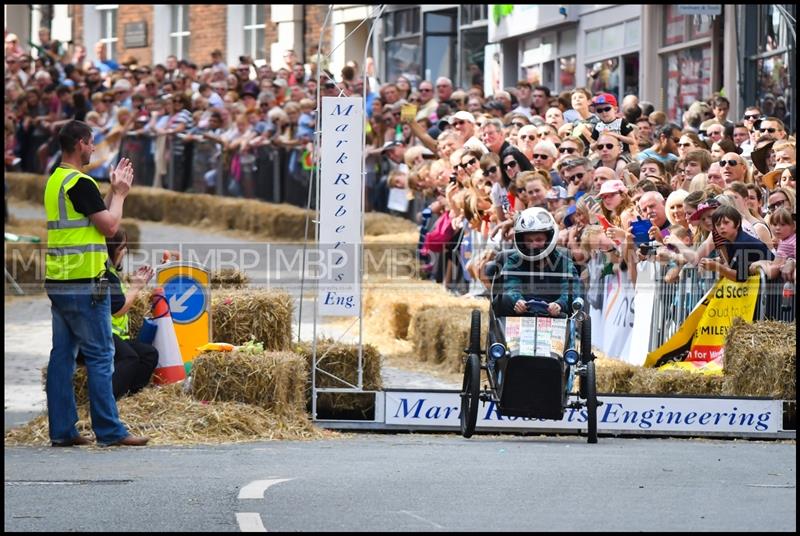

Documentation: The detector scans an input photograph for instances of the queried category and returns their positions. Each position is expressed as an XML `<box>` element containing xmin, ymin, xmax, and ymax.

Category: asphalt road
<box><xmin>4</xmin><ymin>434</ymin><xmax>796</xmax><ymax>532</ymax></box>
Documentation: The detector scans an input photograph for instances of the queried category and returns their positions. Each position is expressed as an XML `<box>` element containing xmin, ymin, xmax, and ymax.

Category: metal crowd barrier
<box><xmin>647</xmin><ymin>263</ymin><xmax>795</xmax><ymax>352</ymax></box>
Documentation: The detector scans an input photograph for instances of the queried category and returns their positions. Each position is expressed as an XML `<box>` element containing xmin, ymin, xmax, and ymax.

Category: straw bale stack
<box><xmin>364</xmin><ymin>212</ymin><xmax>419</xmax><ymax>236</ymax></box>
<box><xmin>411</xmin><ymin>307</ymin><xmax>489</xmax><ymax>372</ymax></box>
<box><xmin>5</xmin><ymin>172</ymin><xmax>46</xmax><ymax>202</ymax></box>
<box><xmin>191</xmin><ymin>350</ymin><xmax>307</xmax><ymax>413</ymax></box>
<box><xmin>363</xmin><ymin>232</ymin><xmax>419</xmax><ymax>278</ymax></box>
<box><xmin>295</xmin><ymin>340</ymin><xmax>382</xmax><ymax>416</ymax></box>
<box><xmin>594</xmin><ymin>358</ymin><xmax>638</xmax><ymax>394</ymax></box>
<box><xmin>4</xmin><ymin>383</ymin><xmax>327</xmax><ymax>446</ymax></box>
<box><xmin>628</xmin><ymin>367</ymin><xmax>725</xmax><ymax>395</ymax></box>
<box><xmin>723</xmin><ymin>318</ymin><xmax>796</xmax><ymax>399</ymax></box>
<box><xmin>211</xmin><ymin>289</ymin><xmax>294</xmax><ymax>350</ymax></box>
<box><xmin>363</xmin><ymin>280</ymin><xmax>488</xmax><ymax>340</ymax></box>
<box><xmin>210</xmin><ymin>268</ymin><xmax>250</xmax><ymax>289</ymax></box>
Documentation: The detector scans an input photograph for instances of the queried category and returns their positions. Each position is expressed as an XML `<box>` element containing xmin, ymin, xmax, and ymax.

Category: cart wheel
<box><xmin>460</xmin><ymin>353</ymin><xmax>480</xmax><ymax>438</ymax></box>
<box><xmin>586</xmin><ymin>360</ymin><xmax>598</xmax><ymax>444</ymax></box>
<box><xmin>468</xmin><ymin>309</ymin><xmax>481</xmax><ymax>355</ymax></box>
<box><xmin>580</xmin><ymin>315</ymin><xmax>592</xmax><ymax>364</ymax></box>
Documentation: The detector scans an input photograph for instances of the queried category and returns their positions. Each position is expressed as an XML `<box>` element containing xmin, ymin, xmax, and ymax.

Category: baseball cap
<box><xmin>449</xmin><ymin>111</ymin><xmax>475</xmax><ymax>124</ymax></box>
<box><xmin>563</xmin><ymin>204</ymin><xmax>578</xmax><ymax>227</ymax></box>
<box><xmin>381</xmin><ymin>140</ymin><xmax>403</xmax><ymax>152</ymax></box>
<box><xmin>113</xmin><ymin>79</ymin><xmax>132</xmax><ymax>93</ymax></box>
<box><xmin>437</xmin><ymin>116</ymin><xmax>453</xmax><ymax>131</ymax></box>
<box><xmin>688</xmin><ymin>199</ymin><xmax>721</xmax><ymax>222</ymax></box>
<box><xmin>597</xmin><ymin>179</ymin><xmax>628</xmax><ymax>197</ymax></box>
<box><xmin>591</xmin><ymin>93</ymin><xmax>618</xmax><ymax>108</ymax></box>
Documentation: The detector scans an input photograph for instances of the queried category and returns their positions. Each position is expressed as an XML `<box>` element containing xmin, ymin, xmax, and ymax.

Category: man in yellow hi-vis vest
<box><xmin>44</xmin><ymin>120</ymin><xmax>147</xmax><ymax>447</ymax></box>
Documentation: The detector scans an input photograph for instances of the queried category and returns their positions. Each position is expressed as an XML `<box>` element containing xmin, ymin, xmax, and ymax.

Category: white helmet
<box><xmin>513</xmin><ymin>207</ymin><xmax>558</xmax><ymax>261</ymax></box>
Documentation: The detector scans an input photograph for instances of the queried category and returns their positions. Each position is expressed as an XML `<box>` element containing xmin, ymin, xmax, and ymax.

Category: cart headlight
<box><xmin>564</xmin><ymin>348</ymin><xmax>580</xmax><ymax>365</ymax></box>
<box><xmin>489</xmin><ymin>343</ymin><xmax>506</xmax><ymax>360</ymax></box>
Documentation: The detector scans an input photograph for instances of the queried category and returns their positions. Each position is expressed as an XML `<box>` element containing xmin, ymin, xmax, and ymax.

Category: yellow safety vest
<box><xmin>109</xmin><ymin>266</ymin><xmax>130</xmax><ymax>340</ymax></box>
<box><xmin>44</xmin><ymin>166</ymin><xmax>109</xmax><ymax>280</ymax></box>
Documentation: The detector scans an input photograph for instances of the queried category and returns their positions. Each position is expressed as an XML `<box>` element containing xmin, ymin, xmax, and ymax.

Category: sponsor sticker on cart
<box><xmin>505</xmin><ymin>317</ymin><xmax>567</xmax><ymax>357</ymax></box>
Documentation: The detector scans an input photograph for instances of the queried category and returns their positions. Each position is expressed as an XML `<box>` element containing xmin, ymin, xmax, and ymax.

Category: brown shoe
<box><xmin>103</xmin><ymin>435</ymin><xmax>149</xmax><ymax>447</ymax></box>
<box><xmin>51</xmin><ymin>435</ymin><xmax>92</xmax><ymax>447</ymax></box>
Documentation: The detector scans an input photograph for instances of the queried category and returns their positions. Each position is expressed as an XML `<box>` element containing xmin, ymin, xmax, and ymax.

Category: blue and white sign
<box><xmin>163</xmin><ymin>274</ymin><xmax>209</xmax><ymax>324</ymax></box>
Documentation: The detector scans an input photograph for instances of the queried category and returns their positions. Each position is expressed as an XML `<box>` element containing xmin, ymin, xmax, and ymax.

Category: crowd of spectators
<box><xmin>4</xmin><ymin>29</ymin><xmax>797</xmax><ymax>307</ymax></box>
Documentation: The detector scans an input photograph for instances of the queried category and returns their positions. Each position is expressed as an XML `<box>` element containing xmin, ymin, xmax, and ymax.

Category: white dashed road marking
<box><xmin>237</xmin><ymin>478</ymin><xmax>294</xmax><ymax>532</ymax></box>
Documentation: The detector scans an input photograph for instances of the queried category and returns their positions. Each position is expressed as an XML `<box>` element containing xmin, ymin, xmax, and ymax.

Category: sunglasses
<box><xmin>483</xmin><ymin>166</ymin><xmax>498</xmax><ymax>175</ymax></box>
<box><xmin>419</xmin><ymin>88</ymin><xmax>432</xmax><ymax>92</ymax></box>
<box><xmin>744</xmin><ymin>114</ymin><xmax>760</xmax><ymax>120</ymax></box>
<box><xmin>460</xmin><ymin>158</ymin><xmax>478</xmax><ymax>169</ymax></box>
<box><xmin>503</xmin><ymin>161</ymin><xmax>518</xmax><ymax>169</ymax></box>
<box><xmin>768</xmin><ymin>200</ymin><xmax>786</xmax><ymax>212</ymax></box>
<box><xmin>595</xmin><ymin>106</ymin><xmax>612</xmax><ymax>113</ymax></box>
<box><xmin>678</xmin><ymin>142</ymin><xmax>693</xmax><ymax>148</ymax></box>
<box><xmin>532</xmin><ymin>154</ymin><xmax>550</xmax><ymax>160</ymax></box>
<box><xmin>718</xmin><ymin>159</ymin><xmax>739</xmax><ymax>167</ymax></box>
<box><xmin>558</xmin><ymin>147</ymin><xmax>576</xmax><ymax>154</ymax></box>
<box><xmin>566</xmin><ymin>172</ymin><xmax>585</xmax><ymax>183</ymax></box>
<box><xmin>760</xmin><ymin>127</ymin><xmax>777</xmax><ymax>134</ymax></box>
<box><xmin>511</xmin><ymin>122</ymin><xmax>526</xmax><ymax>128</ymax></box>
<box><xmin>453</xmin><ymin>120</ymin><xmax>466</xmax><ymax>127</ymax></box>
<box><xmin>518</xmin><ymin>134</ymin><xmax>536</xmax><ymax>141</ymax></box>
<box><xmin>595</xmin><ymin>143</ymin><xmax>615</xmax><ymax>150</ymax></box>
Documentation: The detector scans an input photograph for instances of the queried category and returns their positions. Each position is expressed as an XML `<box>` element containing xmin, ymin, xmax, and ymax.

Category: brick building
<box><xmin>65</xmin><ymin>5</ymin><xmax>375</xmax><ymax>75</ymax></box>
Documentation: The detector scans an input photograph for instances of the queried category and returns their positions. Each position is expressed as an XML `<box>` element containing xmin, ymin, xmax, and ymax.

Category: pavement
<box><xmin>4</xmin><ymin>201</ymin><xmax>457</xmax><ymax>432</ymax></box>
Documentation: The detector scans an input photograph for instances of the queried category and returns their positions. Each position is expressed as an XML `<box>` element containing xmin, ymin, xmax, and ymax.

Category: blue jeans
<box><xmin>46</xmin><ymin>283</ymin><xmax>128</xmax><ymax>444</ymax></box>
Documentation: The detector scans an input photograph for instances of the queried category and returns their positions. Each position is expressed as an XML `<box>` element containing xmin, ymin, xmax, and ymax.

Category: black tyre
<box><xmin>460</xmin><ymin>353</ymin><xmax>481</xmax><ymax>438</ymax></box>
<box><xmin>580</xmin><ymin>315</ymin><xmax>592</xmax><ymax>364</ymax></box>
<box><xmin>468</xmin><ymin>309</ymin><xmax>481</xmax><ymax>355</ymax></box>
<box><xmin>586</xmin><ymin>360</ymin><xmax>598</xmax><ymax>444</ymax></box>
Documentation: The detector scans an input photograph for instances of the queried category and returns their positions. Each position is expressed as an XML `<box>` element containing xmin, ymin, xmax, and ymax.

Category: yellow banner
<box><xmin>645</xmin><ymin>275</ymin><xmax>760</xmax><ymax>372</ymax></box>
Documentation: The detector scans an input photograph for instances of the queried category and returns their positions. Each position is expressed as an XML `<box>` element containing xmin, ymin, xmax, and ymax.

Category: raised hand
<box><xmin>110</xmin><ymin>157</ymin><xmax>134</xmax><ymax>197</ymax></box>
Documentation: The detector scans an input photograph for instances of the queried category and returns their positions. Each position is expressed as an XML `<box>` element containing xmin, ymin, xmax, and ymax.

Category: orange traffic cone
<box><xmin>150</xmin><ymin>287</ymin><xmax>186</xmax><ymax>385</ymax></box>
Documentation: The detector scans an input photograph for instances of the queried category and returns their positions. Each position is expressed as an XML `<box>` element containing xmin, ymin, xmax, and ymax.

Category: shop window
<box><xmin>384</xmin><ymin>8</ymin><xmax>421</xmax><ymax>84</ymax></box>
<box><xmin>663</xmin><ymin>45</ymin><xmax>712</xmax><ymax>123</ymax></box>
<box><xmin>461</xmin><ymin>27</ymin><xmax>487</xmax><ymax>89</ymax></box>
<box><xmin>424</xmin><ymin>9</ymin><xmax>456</xmax><ymax>82</ymax></box>
<box><xmin>586</xmin><ymin>58</ymin><xmax>620</xmax><ymax>96</ymax></box>
<box><xmin>664</xmin><ymin>6</ymin><xmax>714</xmax><ymax>46</ymax></box>
<box><xmin>559</xmin><ymin>55</ymin><xmax>576</xmax><ymax>89</ymax></box>
<box><xmin>752</xmin><ymin>5</ymin><xmax>793</xmax><ymax>124</ymax></box>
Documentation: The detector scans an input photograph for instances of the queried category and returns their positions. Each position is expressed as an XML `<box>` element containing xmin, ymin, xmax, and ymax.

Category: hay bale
<box><xmin>211</xmin><ymin>289</ymin><xmax>294</xmax><ymax>351</ymax></box>
<box><xmin>210</xmin><ymin>268</ymin><xmax>250</xmax><ymax>289</ymax></box>
<box><xmin>191</xmin><ymin>350</ymin><xmax>307</xmax><ymax>413</ymax></box>
<box><xmin>363</xmin><ymin>280</ymin><xmax>487</xmax><ymax>341</ymax></box>
<box><xmin>723</xmin><ymin>318</ymin><xmax>796</xmax><ymax>399</ymax></box>
<box><xmin>628</xmin><ymin>367</ymin><xmax>725</xmax><ymax>396</ymax></box>
<box><xmin>5</xmin><ymin>172</ymin><xmax>46</xmax><ymax>203</ymax></box>
<box><xmin>294</xmin><ymin>340</ymin><xmax>382</xmax><ymax>415</ymax></box>
<box><xmin>595</xmin><ymin>358</ymin><xmax>638</xmax><ymax>394</ymax></box>
<box><xmin>363</xmin><ymin>232</ymin><xmax>419</xmax><ymax>278</ymax></box>
<box><xmin>126</xmin><ymin>290</ymin><xmax>153</xmax><ymax>339</ymax></box>
<box><xmin>4</xmin><ymin>383</ymin><xmax>327</xmax><ymax>446</ymax></box>
<box><xmin>410</xmin><ymin>307</ymin><xmax>488</xmax><ymax>372</ymax></box>
<box><xmin>364</xmin><ymin>212</ymin><xmax>419</xmax><ymax>236</ymax></box>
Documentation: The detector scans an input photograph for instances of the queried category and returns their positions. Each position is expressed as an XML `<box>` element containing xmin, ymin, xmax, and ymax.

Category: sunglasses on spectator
<box><xmin>566</xmin><ymin>172</ymin><xmax>585</xmax><ymax>183</ymax></box>
<box><xmin>559</xmin><ymin>147</ymin><xmax>576</xmax><ymax>154</ymax></box>
<box><xmin>768</xmin><ymin>200</ymin><xmax>786</xmax><ymax>212</ymax></box>
<box><xmin>419</xmin><ymin>88</ymin><xmax>432</xmax><ymax>93</ymax></box>
<box><xmin>678</xmin><ymin>142</ymin><xmax>693</xmax><ymax>148</ymax></box>
<box><xmin>453</xmin><ymin>120</ymin><xmax>466</xmax><ymax>127</ymax></box>
<box><xmin>503</xmin><ymin>161</ymin><xmax>518</xmax><ymax>169</ymax></box>
<box><xmin>460</xmin><ymin>158</ymin><xmax>478</xmax><ymax>169</ymax></box>
<box><xmin>483</xmin><ymin>166</ymin><xmax>498</xmax><ymax>175</ymax></box>
<box><xmin>759</xmin><ymin>127</ymin><xmax>777</xmax><ymax>134</ymax></box>
<box><xmin>595</xmin><ymin>106</ymin><xmax>612</xmax><ymax>113</ymax></box>
<box><xmin>519</xmin><ymin>134</ymin><xmax>535</xmax><ymax>141</ymax></box>
<box><xmin>718</xmin><ymin>159</ymin><xmax>739</xmax><ymax>167</ymax></box>
<box><xmin>532</xmin><ymin>154</ymin><xmax>550</xmax><ymax>160</ymax></box>
<box><xmin>595</xmin><ymin>143</ymin><xmax>615</xmax><ymax>150</ymax></box>
<box><xmin>744</xmin><ymin>114</ymin><xmax>760</xmax><ymax>120</ymax></box>
<box><xmin>511</xmin><ymin>122</ymin><xmax>526</xmax><ymax>128</ymax></box>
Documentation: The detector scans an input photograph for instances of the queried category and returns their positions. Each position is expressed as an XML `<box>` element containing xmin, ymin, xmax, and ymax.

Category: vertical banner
<box><xmin>318</xmin><ymin>97</ymin><xmax>364</xmax><ymax>316</ymax></box>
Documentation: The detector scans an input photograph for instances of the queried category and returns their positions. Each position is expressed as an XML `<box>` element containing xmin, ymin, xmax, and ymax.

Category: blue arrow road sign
<box><xmin>163</xmin><ymin>275</ymin><xmax>208</xmax><ymax>324</ymax></box>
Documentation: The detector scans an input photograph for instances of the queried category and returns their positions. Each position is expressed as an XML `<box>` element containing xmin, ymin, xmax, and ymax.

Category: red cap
<box><xmin>591</xmin><ymin>93</ymin><xmax>618</xmax><ymax>108</ymax></box>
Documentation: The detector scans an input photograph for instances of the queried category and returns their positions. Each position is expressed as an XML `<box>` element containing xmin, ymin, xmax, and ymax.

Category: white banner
<box><xmin>318</xmin><ymin>97</ymin><xmax>364</xmax><ymax>316</ymax></box>
<box><xmin>628</xmin><ymin>261</ymin><xmax>656</xmax><ymax>365</ymax></box>
<box><xmin>598</xmin><ymin>267</ymin><xmax>634</xmax><ymax>359</ymax></box>
<box><xmin>384</xmin><ymin>390</ymin><xmax>782</xmax><ymax>434</ymax></box>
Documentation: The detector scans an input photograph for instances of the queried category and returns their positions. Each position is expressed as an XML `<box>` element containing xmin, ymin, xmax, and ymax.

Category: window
<box><xmin>523</xmin><ymin>28</ymin><xmax>577</xmax><ymax>92</ymax></box>
<box><xmin>170</xmin><ymin>5</ymin><xmax>190</xmax><ymax>59</ymax></box>
<box><xmin>659</xmin><ymin>6</ymin><xmax>716</xmax><ymax>123</ymax></box>
<box><xmin>243</xmin><ymin>5</ymin><xmax>265</xmax><ymax>62</ymax></box>
<box><xmin>384</xmin><ymin>8</ymin><xmax>421</xmax><ymax>85</ymax></box>
<box><xmin>424</xmin><ymin>9</ymin><xmax>456</xmax><ymax>82</ymax></box>
<box><xmin>460</xmin><ymin>5</ymin><xmax>487</xmax><ymax>26</ymax></box>
<box><xmin>96</xmin><ymin>5</ymin><xmax>118</xmax><ymax>61</ymax></box>
<box><xmin>751</xmin><ymin>5</ymin><xmax>794</xmax><ymax>126</ymax></box>
<box><xmin>459</xmin><ymin>6</ymin><xmax>488</xmax><ymax>89</ymax></box>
